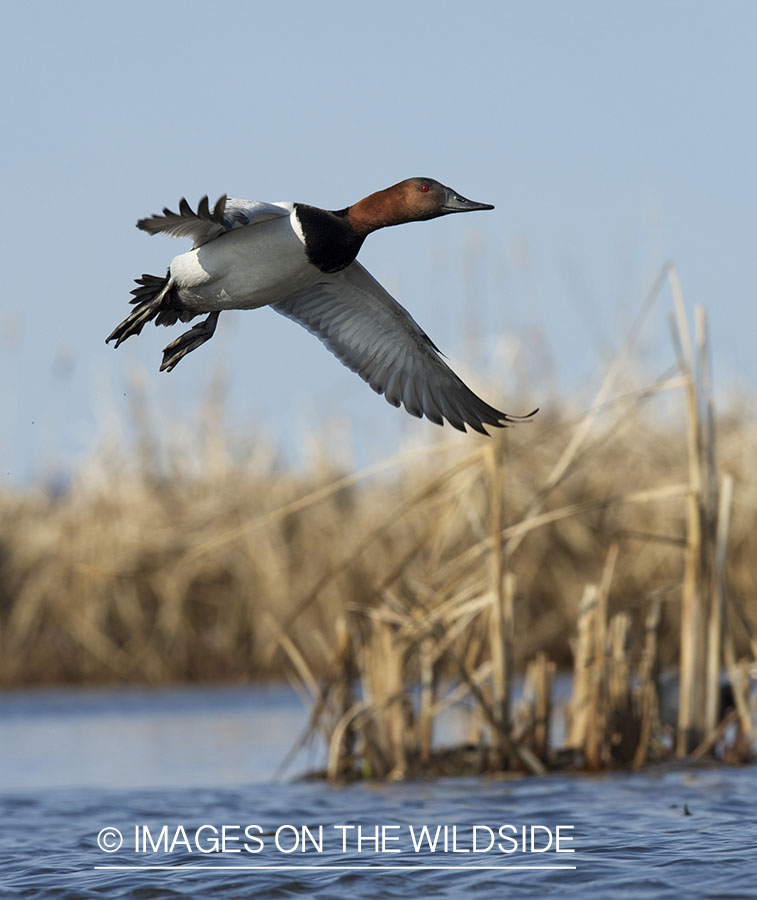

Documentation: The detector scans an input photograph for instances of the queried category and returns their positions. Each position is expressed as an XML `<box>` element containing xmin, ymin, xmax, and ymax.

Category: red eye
<box><xmin>420</xmin><ymin>184</ymin><xmax>429</xmax><ymax>192</ymax></box>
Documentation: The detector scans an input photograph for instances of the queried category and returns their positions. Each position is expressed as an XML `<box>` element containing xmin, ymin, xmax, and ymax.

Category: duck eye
<box><xmin>420</xmin><ymin>184</ymin><xmax>429</xmax><ymax>193</ymax></box>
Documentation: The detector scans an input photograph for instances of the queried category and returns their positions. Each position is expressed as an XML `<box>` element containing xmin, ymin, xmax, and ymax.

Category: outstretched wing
<box><xmin>273</xmin><ymin>261</ymin><xmax>535</xmax><ymax>434</ymax></box>
<box><xmin>136</xmin><ymin>196</ymin><xmax>292</xmax><ymax>247</ymax></box>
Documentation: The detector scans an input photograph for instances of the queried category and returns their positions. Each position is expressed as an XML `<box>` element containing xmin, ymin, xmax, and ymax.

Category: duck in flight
<box><xmin>107</xmin><ymin>178</ymin><xmax>536</xmax><ymax>434</ymax></box>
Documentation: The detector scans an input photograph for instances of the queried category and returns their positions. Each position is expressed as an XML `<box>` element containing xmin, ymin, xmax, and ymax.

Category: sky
<box><xmin>2</xmin><ymin>0</ymin><xmax>755</xmax><ymax>484</ymax></box>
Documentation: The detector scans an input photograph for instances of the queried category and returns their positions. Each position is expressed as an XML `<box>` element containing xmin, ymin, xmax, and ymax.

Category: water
<box><xmin>2</xmin><ymin>685</ymin><xmax>756</xmax><ymax>899</ymax></box>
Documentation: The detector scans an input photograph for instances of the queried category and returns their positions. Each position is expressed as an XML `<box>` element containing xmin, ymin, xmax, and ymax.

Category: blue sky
<box><xmin>2</xmin><ymin>1</ymin><xmax>755</xmax><ymax>482</ymax></box>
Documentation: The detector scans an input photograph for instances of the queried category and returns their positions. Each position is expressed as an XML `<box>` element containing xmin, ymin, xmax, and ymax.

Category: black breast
<box><xmin>294</xmin><ymin>204</ymin><xmax>365</xmax><ymax>274</ymax></box>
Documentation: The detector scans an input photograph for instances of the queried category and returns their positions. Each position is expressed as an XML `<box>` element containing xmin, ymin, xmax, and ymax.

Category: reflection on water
<box><xmin>0</xmin><ymin>684</ymin><xmax>315</xmax><ymax>789</ymax></box>
<box><xmin>1</xmin><ymin>685</ymin><xmax>756</xmax><ymax>899</ymax></box>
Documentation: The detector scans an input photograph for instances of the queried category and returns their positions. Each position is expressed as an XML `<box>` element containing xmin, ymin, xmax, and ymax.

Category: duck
<box><xmin>107</xmin><ymin>177</ymin><xmax>536</xmax><ymax>434</ymax></box>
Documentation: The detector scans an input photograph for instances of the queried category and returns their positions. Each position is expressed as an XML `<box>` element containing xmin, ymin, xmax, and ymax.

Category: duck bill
<box><xmin>442</xmin><ymin>185</ymin><xmax>495</xmax><ymax>213</ymax></box>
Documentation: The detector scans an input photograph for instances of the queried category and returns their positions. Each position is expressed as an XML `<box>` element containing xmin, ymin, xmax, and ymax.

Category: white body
<box><xmin>169</xmin><ymin>205</ymin><xmax>319</xmax><ymax>313</ymax></box>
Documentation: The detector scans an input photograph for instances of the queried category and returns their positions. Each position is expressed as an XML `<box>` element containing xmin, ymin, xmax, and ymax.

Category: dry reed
<box><xmin>1</xmin><ymin>263</ymin><xmax>756</xmax><ymax>777</ymax></box>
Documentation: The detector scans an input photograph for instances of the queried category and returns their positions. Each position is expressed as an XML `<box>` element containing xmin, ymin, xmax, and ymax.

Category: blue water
<box><xmin>1</xmin><ymin>685</ymin><xmax>755</xmax><ymax>898</ymax></box>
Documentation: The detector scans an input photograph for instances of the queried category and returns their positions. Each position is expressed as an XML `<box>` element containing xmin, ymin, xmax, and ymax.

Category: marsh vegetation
<box><xmin>1</xmin><ymin>263</ymin><xmax>755</xmax><ymax>776</ymax></box>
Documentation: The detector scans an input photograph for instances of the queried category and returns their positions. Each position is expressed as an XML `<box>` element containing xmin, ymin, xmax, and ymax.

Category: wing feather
<box><xmin>273</xmin><ymin>261</ymin><xmax>535</xmax><ymax>433</ymax></box>
<box><xmin>136</xmin><ymin>196</ymin><xmax>291</xmax><ymax>247</ymax></box>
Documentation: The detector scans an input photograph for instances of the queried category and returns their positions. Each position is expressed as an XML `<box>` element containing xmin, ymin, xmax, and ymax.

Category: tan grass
<box><xmin>0</xmin><ymin>264</ymin><xmax>755</xmax><ymax>774</ymax></box>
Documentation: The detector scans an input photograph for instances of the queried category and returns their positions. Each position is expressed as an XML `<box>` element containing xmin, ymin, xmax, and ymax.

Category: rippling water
<box><xmin>2</xmin><ymin>685</ymin><xmax>755</xmax><ymax>898</ymax></box>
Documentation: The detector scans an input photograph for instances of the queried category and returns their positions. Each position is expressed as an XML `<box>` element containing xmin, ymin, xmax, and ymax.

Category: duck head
<box><xmin>347</xmin><ymin>177</ymin><xmax>494</xmax><ymax>236</ymax></box>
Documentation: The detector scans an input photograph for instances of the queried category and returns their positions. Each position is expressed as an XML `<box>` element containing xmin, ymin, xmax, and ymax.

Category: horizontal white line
<box><xmin>94</xmin><ymin>864</ymin><xmax>576</xmax><ymax>871</ymax></box>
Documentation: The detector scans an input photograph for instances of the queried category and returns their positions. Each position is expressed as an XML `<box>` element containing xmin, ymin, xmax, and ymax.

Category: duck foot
<box><xmin>160</xmin><ymin>312</ymin><xmax>220</xmax><ymax>372</ymax></box>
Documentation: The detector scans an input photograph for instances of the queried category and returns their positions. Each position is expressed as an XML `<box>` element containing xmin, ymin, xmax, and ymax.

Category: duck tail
<box><xmin>106</xmin><ymin>270</ymin><xmax>181</xmax><ymax>347</ymax></box>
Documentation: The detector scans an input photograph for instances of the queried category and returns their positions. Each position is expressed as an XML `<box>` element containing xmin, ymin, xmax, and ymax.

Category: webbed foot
<box><xmin>160</xmin><ymin>311</ymin><xmax>220</xmax><ymax>372</ymax></box>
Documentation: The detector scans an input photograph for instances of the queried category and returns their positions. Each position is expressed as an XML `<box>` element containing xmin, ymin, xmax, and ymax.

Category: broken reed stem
<box><xmin>608</xmin><ymin>612</ymin><xmax>631</xmax><ymax>714</ymax></box>
<box><xmin>632</xmin><ymin>600</ymin><xmax>662</xmax><ymax>771</ymax></box>
<box><xmin>332</xmin><ymin>614</ymin><xmax>357</xmax><ymax>772</ymax></box>
<box><xmin>566</xmin><ymin>545</ymin><xmax>643</xmax><ymax>769</ymax></box>
<box><xmin>692</xmin><ymin>709</ymin><xmax>740</xmax><ymax>760</ymax></box>
<box><xmin>567</xmin><ymin>584</ymin><xmax>597</xmax><ymax>750</ymax></box>
<box><xmin>584</xmin><ymin>545</ymin><xmax>618</xmax><ymax>768</ymax></box>
<box><xmin>670</xmin><ymin>267</ymin><xmax>706</xmax><ymax>756</ymax></box>
<box><xmin>705</xmin><ymin>474</ymin><xmax>734</xmax><ymax>732</ymax></box>
<box><xmin>486</xmin><ymin>441</ymin><xmax>514</xmax><ymax>764</ymax></box>
<box><xmin>696</xmin><ymin>306</ymin><xmax>718</xmax><ymax>537</ymax></box>
<box><xmin>724</xmin><ymin>638</ymin><xmax>755</xmax><ymax>742</ymax></box>
<box><xmin>327</xmin><ymin>700</ymin><xmax>366</xmax><ymax>782</ymax></box>
<box><xmin>371</xmin><ymin>617</ymin><xmax>407</xmax><ymax>777</ymax></box>
<box><xmin>608</xmin><ymin>612</ymin><xmax>636</xmax><ymax>761</ymax></box>
<box><xmin>419</xmin><ymin>636</ymin><xmax>434</xmax><ymax>763</ymax></box>
<box><xmin>525</xmin><ymin>652</ymin><xmax>555</xmax><ymax>761</ymax></box>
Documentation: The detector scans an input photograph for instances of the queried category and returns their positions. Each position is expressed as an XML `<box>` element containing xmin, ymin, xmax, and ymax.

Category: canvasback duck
<box><xmin>107</xmin><ymin>178</ymin><xmax>536</xmax><ymax>434</ymax></box>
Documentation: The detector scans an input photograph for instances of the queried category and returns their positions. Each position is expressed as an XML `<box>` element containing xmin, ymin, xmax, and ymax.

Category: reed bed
<box><xmin>1</xmin><ymin>263</ymin><xmax>755</xmax><ymax>776</ymax></box>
